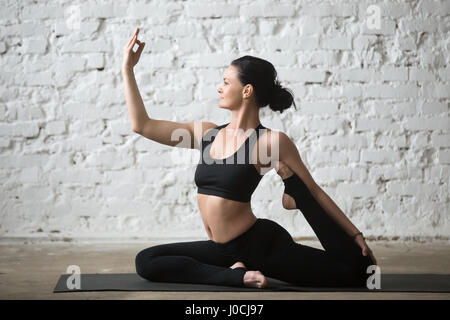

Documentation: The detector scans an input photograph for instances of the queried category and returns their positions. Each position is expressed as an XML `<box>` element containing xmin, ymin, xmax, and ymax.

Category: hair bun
<box><xmin>272</xmin><ymin>80</ymin><xmax>282</xmax><ymax>92</ymax></box>
<box><xmin>269</xmin><ymin>82</ymin><xmax>297</xmax><ymax>114</ymax></box>
<box><xmin>270</xmin><ymin>81</ymin><xmax>283</xmax><ymax>102</ymax></box>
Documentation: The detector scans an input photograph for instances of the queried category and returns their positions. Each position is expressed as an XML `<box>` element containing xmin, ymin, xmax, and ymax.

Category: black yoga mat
<box><xmin>53</xmin><ymin>273</ymin><xmax>450</xmax><ymax>293</ymax></box>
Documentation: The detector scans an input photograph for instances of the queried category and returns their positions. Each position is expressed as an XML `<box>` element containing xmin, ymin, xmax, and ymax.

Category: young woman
<box><xmin>122</xmin><ymin>28</ymin><xmax>377</xmax><ymax>289</ymax></box>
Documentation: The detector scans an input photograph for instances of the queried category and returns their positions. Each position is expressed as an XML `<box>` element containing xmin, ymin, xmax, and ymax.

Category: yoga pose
<box><xmin>122</xmin><ymin>28</ymin><xmax>377</xmax><ymax>288</ymax></box>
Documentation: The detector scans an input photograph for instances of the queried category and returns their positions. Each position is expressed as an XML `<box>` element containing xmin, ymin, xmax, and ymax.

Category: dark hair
<box><xmin>231</xmin><ymin>55</ymin><xmax>297</xmax><ymax>113</ymax></box>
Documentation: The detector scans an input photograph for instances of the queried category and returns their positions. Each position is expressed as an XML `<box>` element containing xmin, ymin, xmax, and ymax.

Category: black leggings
<box><xmin>135</xmin><ymin>173</ymin><xmax>375</xmax><ymax>287</ymax></box>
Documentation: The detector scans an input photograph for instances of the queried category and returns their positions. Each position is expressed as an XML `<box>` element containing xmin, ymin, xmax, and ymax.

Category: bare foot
<box><xmin>243</xmin><ymin>270</ymin><xmax>267</xmax><ymax>288</ymax></box>
<box><xmin>276</xmin><ymin>161</ymin><xmax>297</xmax><ymax>210</ymax></box>
<box><xmin>230</xmin><ymin>261</ymin><xmax>246</xmax><ymax>269</ymax></box>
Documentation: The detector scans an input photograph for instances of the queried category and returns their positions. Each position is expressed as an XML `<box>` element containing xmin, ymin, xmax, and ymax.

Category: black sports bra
<box><xmin>194</xmin><ymin>122</ymin><xmax>266</xmax><ymax>202</ymax></box>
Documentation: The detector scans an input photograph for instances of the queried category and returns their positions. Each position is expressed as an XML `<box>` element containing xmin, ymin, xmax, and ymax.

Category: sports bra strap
<box><xmin>245</xmin><ymin>123</ymin><xmax>265</xmax><ymax>163</ymax></box>
<box><xmin>202</xmin><ymin>124</ymin><xmax>225</xmax><ymax>144</ymax></box>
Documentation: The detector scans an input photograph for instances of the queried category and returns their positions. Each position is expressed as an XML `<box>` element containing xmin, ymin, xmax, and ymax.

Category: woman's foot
<box><xmin>276</xmin><ymin>161</ymin><xmax>297</xmax><ymax>210</ymax></box>
<box><xmin>243</xmin><ymin>270</ymin><xmax>267</xmax><ymax>288</ymax></box>
<box><xmin>230</xmin><ymin>262</ymin><xmax>267</xmax><ymax>288</ymax></box>
<box><xmin>229</xmin><ymin>261</ymin><xmax>246</xmax><ymax>269</ymax></box>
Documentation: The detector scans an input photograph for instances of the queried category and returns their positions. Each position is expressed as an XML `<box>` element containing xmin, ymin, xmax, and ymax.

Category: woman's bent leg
<box><xmin>266</xmin><ymin>238</ymin><xmax>367</xmax><ymax>287</ymax></box>
<box><xmin>135</xmin><ymin>240</ymin><xmax>246</xmax><ymax>287</ymax></box>
<box><xmin>246</xmin><ymin>219</ymin><xmax>367</xmax><ymax>287</ymax></box>
<box><xmin>282</xmin><ymin>173</ymin><xmax>374</xmax><ymax>274</ymax></box>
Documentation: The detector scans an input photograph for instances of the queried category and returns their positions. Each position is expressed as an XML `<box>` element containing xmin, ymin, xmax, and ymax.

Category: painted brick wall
<box><xmin>0</xmin><ymin>0</ymin><xmax>449</xmax><ymax>243</ymax></box>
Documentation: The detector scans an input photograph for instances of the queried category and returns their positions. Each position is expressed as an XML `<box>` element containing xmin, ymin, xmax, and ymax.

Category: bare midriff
<box><xmin>197</xmin><ymin>192</ymin><xmax>257</xmax><ymax>244</ymax></box>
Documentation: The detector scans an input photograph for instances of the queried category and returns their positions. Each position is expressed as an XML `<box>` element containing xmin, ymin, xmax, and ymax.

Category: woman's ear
<box><xmin>243</xmin><ymin>84</ymin><xmax>253</xmax><ymax>99</ymax></box>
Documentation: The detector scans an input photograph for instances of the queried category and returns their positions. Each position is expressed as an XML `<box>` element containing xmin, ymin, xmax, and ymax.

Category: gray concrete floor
<box><xmin>0</xmin><ymin>240</ymin><xmax>449</xmax><ymax>300</ymax></box>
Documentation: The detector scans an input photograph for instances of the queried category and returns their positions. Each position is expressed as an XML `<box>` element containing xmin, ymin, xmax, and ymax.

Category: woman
<box><xmin>122</xmin><ymin>28</ymin><xmax>377</xmax><ymax>289</ymax></box>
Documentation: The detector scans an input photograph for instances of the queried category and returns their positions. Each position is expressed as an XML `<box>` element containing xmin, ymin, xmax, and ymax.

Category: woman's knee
<box><xmin>135</xmin><ymin>246</ymin><xmax>159</xmax><ymax>279</ymax></box>
<box><xmin>258</xmin><ymin>219</ymin><xmax>293</xmax><ymax>241</ymax></box>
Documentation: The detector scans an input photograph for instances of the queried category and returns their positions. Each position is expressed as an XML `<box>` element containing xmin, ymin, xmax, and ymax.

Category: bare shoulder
<box><xmin>192</xmin><ymin>121</ymin><xmax>218</xmax><ymax>149</ymax></box>
<box><xmin>251</xmin><ymin>127</ymin><xmax>284</xmax><ymax>168</ymax></box>
<box><xmin>268</xmin><ymin>130</ymin><xmax>319</xmax><ymax>193</ymax></box>
<box><xmin>268</xmin><ymin>129</ymin><xmax>299</xmax><ymax>161</ymax></box>
<box><xmin>254</xmin><ymin>127</ymin><xmax>317</xmax><ymax>192</ymax></box>
<box><xmin>199</xmin><ymin>121</ymin><xmax>218</xmax><ymax>133</ymax></box>
<box><xmin>257</xmin><ymin>127</ymin><xmax>291</xmax><ymax>153</ymax></box>
<box><xmin>254</xmin><ymin>128</ymin><xmax>297</xmax><ymax>166</ymax></box>
<box><xmin>194</xmin><ymin>121</ymin><xmax>218</xmax><ymax>138</ymax></box>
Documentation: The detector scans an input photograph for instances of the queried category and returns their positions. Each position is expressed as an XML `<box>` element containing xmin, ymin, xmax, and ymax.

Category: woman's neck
<box><xmin>228</xmin><ymin>109</ymin><xmax>260</xmax><ymax>131</ymax></box>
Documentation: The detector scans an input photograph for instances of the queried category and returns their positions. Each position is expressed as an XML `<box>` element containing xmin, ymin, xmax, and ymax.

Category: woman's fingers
<box><xmin>136</xmin><ymin>42</ymin><xmax>145</xmax><ymax>58</ymax></box>
<box><xmin>126</xmin><ymin>35</ymin><xmax>135</xmax><ymax>50</ymax></box>
<box><xmin>127</xmin><ymin>29</ymin><xmax>137</xmax><ymax>46</ymax></box>
<box><xmin>128</xmin><ymin>34</ymin><xmax>137</xmax><ymax>50</ymax></box>
<box><xmin>128</xmin><ymin>39</ymin><xmax>144</xmax><ymax>55</ymax></box>
<box><xmin>127</xmin><ymin>28</ymin><xmax>140</xmax><ymax>48</ymax></box>
<box><xmin>127</xmin><ymin>34</ymin><xmax>134</xmax><ymax>46</ymax></box>
<box><xmin>366</xmin><ymin>247</ymin><xmax>377</xmax><ymax>265</ymax></box>
<box><xmin>123</xmin><ymin>27</ymin><xmax>145</xmax><ymax>68</ymax></box>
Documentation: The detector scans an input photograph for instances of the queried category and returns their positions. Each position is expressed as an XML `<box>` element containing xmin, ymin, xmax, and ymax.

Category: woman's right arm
<box><xmin>122</xmin><ymin>28</ymin><xmax>217</xmax><ymax>150</ymax></box>
<box><xmin>122</xmin><ymin>27</ymin><xmax>148</xmax><ymax>131</ymax></box>
<box><xmin>122</xmin><ymin>67</ymin><xmax>150</xmax><ymax>132</ymax></box>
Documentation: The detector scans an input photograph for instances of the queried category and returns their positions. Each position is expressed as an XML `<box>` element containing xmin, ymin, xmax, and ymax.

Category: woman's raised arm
<box><xmin>122</xmin><ymin>27</ymin><xmax>148</xmax><ymax>131</ymax></box>
<box><xmin>121</xmin><ymin>28</ymin><xmax>217</xmax><ymax>149</ymax></box>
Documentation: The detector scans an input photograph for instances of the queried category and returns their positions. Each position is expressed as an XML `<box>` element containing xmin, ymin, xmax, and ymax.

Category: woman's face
<box><xmin>217</xmin><ymin>65</ymin><xmax>247</xmax><ymax>110</ymax></box>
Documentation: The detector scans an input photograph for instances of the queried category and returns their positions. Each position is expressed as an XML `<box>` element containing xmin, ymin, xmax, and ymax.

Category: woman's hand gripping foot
<box><xmin>276</xmin><ymin>161</ymin><xmax>297</xmax><ymax>210</ymax></box>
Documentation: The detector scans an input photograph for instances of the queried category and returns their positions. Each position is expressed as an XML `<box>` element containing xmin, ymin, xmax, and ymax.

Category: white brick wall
<box><xmin>0</xmin><ymin>0</ymin><xmax>448</xmax><ymax>243</ymax></box>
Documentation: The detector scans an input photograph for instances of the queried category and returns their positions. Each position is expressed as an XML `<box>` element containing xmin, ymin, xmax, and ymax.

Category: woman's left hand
<box><xmin>354</xmin><ymin>234</ymin><xmax>377</xmax><ymax>265</ymax></box>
